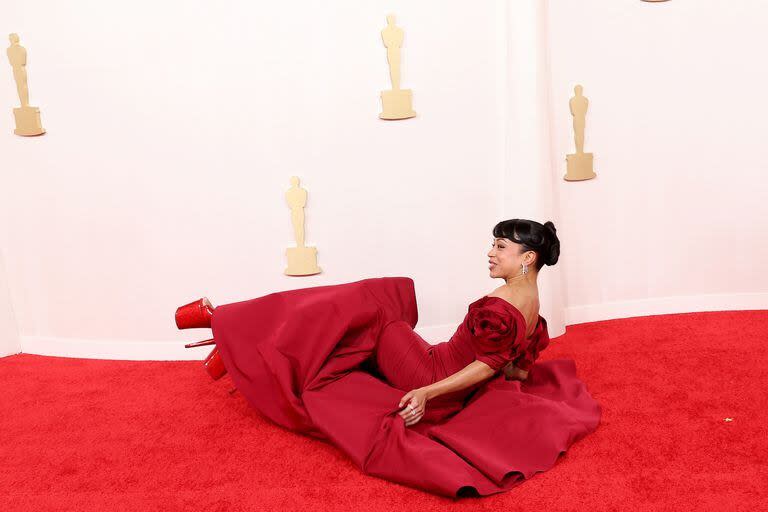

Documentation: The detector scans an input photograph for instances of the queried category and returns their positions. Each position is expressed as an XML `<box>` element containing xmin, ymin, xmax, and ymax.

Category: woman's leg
<box><xmin>373</xmin><ymin>320</ymin><xmax>434</xmax><ymax>391</ymax></box>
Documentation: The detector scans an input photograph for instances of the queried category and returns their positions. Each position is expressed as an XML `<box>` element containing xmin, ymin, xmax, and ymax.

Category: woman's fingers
<box><xmin>398</xmin><ymin>391</ymin><xmax>427</xmax><ymax>425</ymax></box>
<box><xmin>405</xmin><ymin>415</ymin><xmax>422</xmax><ymax>426</ymax></box>
<box><xmin>398</xmin><ymin>394</ymin><xmax>415</xmax><ymax>417</ymax></box>
<box><xmin>404</xmin><ymin>409</ymin><xmax>424</xmax><ymax>426</ymax></box>
<box><xmin>398</xmin><ymin>391</ymin><xmax>414</xmax><ymax>408</ymax></box>
<box><xmin>399</xmin><ymin>401</ymin><xmax>422</xmax><ymax>419</ymax></box>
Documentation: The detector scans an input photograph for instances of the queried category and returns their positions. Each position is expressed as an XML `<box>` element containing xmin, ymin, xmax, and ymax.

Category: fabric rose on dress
<box><xmin>464</xmin><ymin>299</ymin><xmax>519</xmax><ymax>358</ymax></box>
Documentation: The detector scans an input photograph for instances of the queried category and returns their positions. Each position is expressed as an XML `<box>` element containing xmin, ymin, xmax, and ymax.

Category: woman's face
<box><xmin>487</xmin><ymin>237</ymin><xmax>518</xmax><ymax>278</ymax></box>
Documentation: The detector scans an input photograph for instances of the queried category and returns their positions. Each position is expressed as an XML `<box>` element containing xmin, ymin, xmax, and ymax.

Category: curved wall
<box><xmin>1</xmin><ymin>0</ymin><xmax>765</xmax><ymax>359</ymax></box>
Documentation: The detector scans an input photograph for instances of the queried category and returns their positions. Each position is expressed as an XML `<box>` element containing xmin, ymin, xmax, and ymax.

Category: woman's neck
<box><xmin>504</xmin><ymin>273</ymin><xmax>539</xmax><ymax>291</ymax></box>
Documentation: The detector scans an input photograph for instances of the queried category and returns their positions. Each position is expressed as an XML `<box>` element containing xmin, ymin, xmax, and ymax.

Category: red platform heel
<box><xmin>184</xmin><ymin>340</ymin><xmax>228</xmax><ymax>381</ymax></box>
<box><xmin>184</xmin><ymin>339</ymin><xmax>227</xmax><ymax>380</ymax></box>
<box><xmin>177</xmin><ymin>297</ymin><xmax>229</xmax><ymax>382</ymax></box>
<box><xmin>203</xmin><ymin>347</ymin><xmax>227</xmax><ymax>380</ymax></box>
<box><xmin>175</xmin><ymin>298</ymin><xmax>214</xmax><ymax>329</ymax></box>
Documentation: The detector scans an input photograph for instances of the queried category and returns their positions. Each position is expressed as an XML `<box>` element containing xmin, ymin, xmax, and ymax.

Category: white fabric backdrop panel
<box><xmin>0</xmin><ymin>251</ymin><xmax>21</xmax><ymax>357</ymax></box>
<box><xmin>547</xmin><ymin>0</ymin><xmax>768</xmax><ymax>323</ymax></box>
<box><xmin>1</xmin><ymin>0</ymin><xmax>765</xmax><ymax>360</ymax></box>
<box><xmin>0</xmin><ymin>1</ymin><xmax>511</xmax><ymax>358</ymax></box>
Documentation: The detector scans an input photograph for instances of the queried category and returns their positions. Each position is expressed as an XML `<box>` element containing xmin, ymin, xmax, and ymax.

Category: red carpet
<box><xmin>1</xmin><ymin>310</ymin><xmax>766</xmax><ymax>511</ymax></box>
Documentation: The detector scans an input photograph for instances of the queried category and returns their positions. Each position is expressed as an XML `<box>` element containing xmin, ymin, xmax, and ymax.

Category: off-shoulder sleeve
<box><xmin>465</xmin><ymin>302</ymin><xmax>522</xmax><ymax>372</ymax></box>
<box><xmin>512</xmin><ymin>318</ymin><xmax>550</xmax><ymax>371</ymax></box>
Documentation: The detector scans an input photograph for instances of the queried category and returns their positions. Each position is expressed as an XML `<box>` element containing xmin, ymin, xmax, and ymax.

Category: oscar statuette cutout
<box><xmin>564</xmin><ymin>85</ymin><xmax>596</xmax><ymax>181</ymax></box>
<box><xmin>379</xmin><ymin>14</ymin><xmax>416</xmax><ymax>120</ymax></box>
<box><xmin>284</xmin><ymin>176</ymin><xmax>322</xmax><ymax>276</ymax></box>
<box><xmin>6</xmin><ymin>33</ymin><xmax>45</xmax><ymax>136</ymax></box>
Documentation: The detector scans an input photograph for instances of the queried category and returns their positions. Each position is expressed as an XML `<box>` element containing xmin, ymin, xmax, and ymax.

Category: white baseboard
<box><xmin>18</xmin><ymin>327</ymin><xmax>457</xmax><ymax>361</ymax></box>
<box><xmin>21</xmin><ymin>336</ymin><xmax>210</xmax><ymax>361</ymax></box>
<box><xmin>16</xmin><ymin>292</ymin><xmax>768</xmax><ymax>361</ymax></box>
<box><xmin>565</xmin><ymin>291</ymin><xmax>768</xmax><ymax>326</ymax></box>
<box><xmin>0</xmin><ymin>348</ymin><xmax>21</xmax><ymax>358</ymax></box>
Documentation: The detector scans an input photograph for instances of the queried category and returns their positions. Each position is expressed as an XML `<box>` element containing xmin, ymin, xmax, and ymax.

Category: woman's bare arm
<box><xmin>422</xmin><ymin>360</ymin><xmax>497</xmax><ymax>400</ymax></box>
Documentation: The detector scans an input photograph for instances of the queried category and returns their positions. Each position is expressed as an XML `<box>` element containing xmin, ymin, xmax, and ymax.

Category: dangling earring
<box><xmin>521</xmin><ymin>263</ymin><xmax>528</xmax><ymax>274</ymax></box>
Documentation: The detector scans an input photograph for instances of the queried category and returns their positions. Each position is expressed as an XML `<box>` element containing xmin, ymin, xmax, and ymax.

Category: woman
<box><xmin>175</xmin><ymin>219</ymin><xmax>602</xmax><ymax>497</ymax></box>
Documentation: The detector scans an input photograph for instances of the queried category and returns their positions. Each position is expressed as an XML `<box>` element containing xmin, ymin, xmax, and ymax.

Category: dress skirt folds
<box><xmin>211</xmin><ymin>277</ymin><xmax>602</xmax><ymax>497</ymax></box>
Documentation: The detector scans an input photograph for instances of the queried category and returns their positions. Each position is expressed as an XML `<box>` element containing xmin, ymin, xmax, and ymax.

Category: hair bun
<box><xmin>543</xmin><ymin>221</ymin><xmax>559</xmax><ymax>266</ymax></box>
<box><xmin>546</xmin><ymin>240</ymin><xmax>560</xmax><ymax>266</ymax></box>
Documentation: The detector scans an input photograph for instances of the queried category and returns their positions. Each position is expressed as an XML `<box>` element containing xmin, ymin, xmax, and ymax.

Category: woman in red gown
<box><xmin>175</xmin><ymin>219</ymin><xmax>602</xmax><ymax>497</ymax></box>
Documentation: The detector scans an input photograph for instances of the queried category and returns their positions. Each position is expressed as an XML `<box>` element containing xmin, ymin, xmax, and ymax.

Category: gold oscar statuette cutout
<box><xmin>379</xmin><ymin>14</ymin><xmax>416</xmax><ymax>120</ymax></box>
<box><xmin>284</xmin><ymin>176</ymin><xmax>322</xmax><ymax>276</ymax></box>
<box><xmin>7</xmin><ymin>33</ymin><xmax>45</xmax><ymax>136</ymax></box>
<box><xmin>564</xmin><ymin>84</ymin><xmax>596</xmax><ymax>181</ymax></box>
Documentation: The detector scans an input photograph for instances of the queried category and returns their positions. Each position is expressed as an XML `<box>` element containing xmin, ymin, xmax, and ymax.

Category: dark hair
<box><xmin>492</xmin><ymin>219</ymin><xmax>560</xmax><ymax>271</ymax></box>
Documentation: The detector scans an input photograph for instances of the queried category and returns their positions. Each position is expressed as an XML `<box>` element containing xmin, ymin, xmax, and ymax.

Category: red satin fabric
<box><xmin>212</xmin><ymin>277</ymin><xmax>601</xmax><ymax>497</ymax></box>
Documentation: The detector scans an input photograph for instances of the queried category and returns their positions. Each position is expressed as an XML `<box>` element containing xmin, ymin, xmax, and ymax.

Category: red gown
<box><xmin>211</xmin><ymin>276</ymin><xmax>601</xmax><ymax>497</ymax></box>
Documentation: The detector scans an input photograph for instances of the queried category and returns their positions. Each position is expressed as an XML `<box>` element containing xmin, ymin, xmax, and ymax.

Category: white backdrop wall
<box><xmin>1</xmin><ymin>1</ymin><xmax>512</xmax><ymax>359</ymax></box>
<box><xmin>0</xmin><ymin>250</ymin><xmax>20</xmax><ymax>357</ymax></box>
<box><xmin>547</xmin><ymin>0</ymin><xmax>768</xmax><ymax>323</ymax></box>
<box><xmin>1</xmin><ymin>1</ymin><xmax>766</xmax><ymax>360</ymax></box>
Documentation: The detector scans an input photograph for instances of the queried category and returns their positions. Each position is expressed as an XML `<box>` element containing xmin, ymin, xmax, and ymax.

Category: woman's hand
<box><xmin>398</xmin><ymin>387</ymin><xmax>429</xmax><ymax>426</ymax></box>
